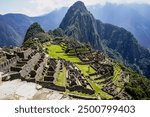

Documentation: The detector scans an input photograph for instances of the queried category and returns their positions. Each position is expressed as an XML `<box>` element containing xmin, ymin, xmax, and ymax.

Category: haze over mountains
<box><xmin>0</xmin><ymin>8</ymin><xmax>67</xmax><ymax>46</ymax></box>
<box><xmin>0</xmin><ymin>3</ymin><xmax>150</xmax><ymax>48</ymax></box>
<box><xmin>89</xmin><ymin>3</ymin><xmax>150</xmax><ymax>48</ymax></box>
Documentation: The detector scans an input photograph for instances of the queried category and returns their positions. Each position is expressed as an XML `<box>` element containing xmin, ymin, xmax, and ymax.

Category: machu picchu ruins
<box><xmin>1</xmin><ymin>0</ymin><xmax>150</xmax><ymax>101</ymax></box>
<box><xmin>0</xmin><ymin>35</ymin><xmax>134</xmax><ymax>100</ymax></box>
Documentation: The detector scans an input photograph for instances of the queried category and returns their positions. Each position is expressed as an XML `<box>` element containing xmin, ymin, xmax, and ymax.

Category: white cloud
<box><xmin>27</xmin><ymin>0</ymin><xmax>150</xmax><ymax>16</ymax></box>
<box><xmin>28</xmin><ymin>0</ymin><xmax>76</xmax><ymax>16</ymax></box>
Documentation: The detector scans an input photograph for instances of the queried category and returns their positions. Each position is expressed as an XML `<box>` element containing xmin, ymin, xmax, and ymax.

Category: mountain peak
<box><xmin>73</xmin><ymin>1</ymin><xmax>85</xmax><ymax>7</ymax></box>
<box><xmin>70</xmin><ymin>1</ymin><xmax>87</xmax><ymax>12</ymax></box>
<box><xmin>24</xmin><ymin>22</ymin><xmax>44</xmax><ymax>42</ymax></box>
<box><xmin>60</xmin><ymin>1</ymin><xmax>100</xmax><ymax>49</ymax></box>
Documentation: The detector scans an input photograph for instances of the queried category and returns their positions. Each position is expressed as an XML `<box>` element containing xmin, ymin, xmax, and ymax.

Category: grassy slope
<box><xmin>55</xmin><ymin>67</ymin><xmax>67</xmax><ymax>86</ymax></box>
<box><xmin>87</xmin><ymin>79</ymin><xmax>113</xmax><ymax>99</ymax></box>
<box><xmin>46</xmin><ymin>45</ymin><xmax>80</xmax><ymax>62</ymax></box>
<box><xmin>76</xmin><ymin>64</ymin><xmax>96</xmax><ymax>76</ymax></box>
<box><xmin>112</xmin><ymin>64</ymin><xmax>123</xmax><ymax>88</ymax></box>
<box><xmin>46</xmin><ymin>44</ymin><xmax>100</xmax><ymax>98</ymax></box>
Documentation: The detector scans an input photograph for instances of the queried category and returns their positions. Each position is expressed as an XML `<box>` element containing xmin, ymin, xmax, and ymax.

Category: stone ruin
<box><xmin>58</xmin><ymin>39</ymin><xmax>132</xmax><ymax>99</ymax></box>
<box><xmin>0</xmin><ymin>48</ymin><xmax>21</xmax><ymax>73</ymax></box>
<box><xmin>0</xmin><ymin>40</ymin><xmax>132</xmax><ymax>100</ymax></box>
<box><xmin>0</xmin><ymin>47</ymin><xmax>65</xmax><ymax>92</ymax></box>
<box><xmin>63</xmin><ymin>59</ymin><xmax>95</xmax><ymax>95</ymax></box>
<box><xmin>0</xmin><ymin>46</ymin><xmax>95</xmax><ymax>95</ymax></box>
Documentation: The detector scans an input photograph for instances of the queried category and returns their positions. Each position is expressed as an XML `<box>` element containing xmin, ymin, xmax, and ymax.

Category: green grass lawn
<box><xmin>46</xmin><ymin>45</ymin><xmax>96</xmax><ymax>76</ymax></box>
<box><xmin>55</xmin><ymin>70</ymin><xmax>63</xmax><ymax>86</ymax></box>
<box><xmin>46</xmin><ymin>45</ymin><xmax>80</xmax><ymax>62</ymax></box>
<box><xmin>95</xmin><ymin>79</ymin><xmax>106</xmax><ymax>83</ymax></box>
<box><xmin>90</xmin><ymin>74</ymin><xmax>101</xmax><ymax>80</ymax></box>
<box><xmin>76</xmin><ymin>64</ymin><xmax>96</xmax><ymax>76</ymax></box>
<box><xmin>55</xmin><ymin>67</ymin><xmax>67</xmax><ymax>87</ymax></box>
<box><xmin>87</xmin><ymin>79</ymin><xmax>113</xmax><ymax>99</ymax></box>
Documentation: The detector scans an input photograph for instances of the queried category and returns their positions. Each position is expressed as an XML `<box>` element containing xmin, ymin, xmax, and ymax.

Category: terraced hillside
<box><xmin>41</xmin><ymin>37</ymin><xmax>133</xmax><ymax>99</ymax></box>
<box><xmin>1</xmin><ymin>35</ymin><xmax>150</xmax><ymax>100</ymax></box>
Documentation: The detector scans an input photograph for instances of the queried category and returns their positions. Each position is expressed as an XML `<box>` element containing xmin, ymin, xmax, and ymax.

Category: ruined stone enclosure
<box><xmin>0</xmin><ymin>39</ymin><xmax>132</xmax><ymax>100</ymax></box>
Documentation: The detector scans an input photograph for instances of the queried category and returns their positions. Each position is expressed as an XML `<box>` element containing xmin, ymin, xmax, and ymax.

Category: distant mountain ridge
<box><xmin>0</xmin><ymin>8</ymin><xmax>67</xmax><ymax>46</ymax></box>
<box><xmin>59</xmin><ymin>1</ymin><xmax>150</xmax><ymax>79</ymax></box>
<box><xmin>1</xmin><ymin>4</ymin><xmax>150</xmax><ymax>48</ymax></box>
<box><xmin>88</xmin><ymin>3</ymin><xmax>150</xmax><ymax>48</ymax></box>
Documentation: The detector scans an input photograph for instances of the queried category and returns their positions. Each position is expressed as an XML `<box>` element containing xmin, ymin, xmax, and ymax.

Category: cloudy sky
<box><xmin>1</xmin><ymin>0</ymin><xmax>150</xmax><ymax>16</ymax></box>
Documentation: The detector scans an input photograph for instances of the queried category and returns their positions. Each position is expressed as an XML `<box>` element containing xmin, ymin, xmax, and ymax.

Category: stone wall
<box><xmin>35</xmin><ymin>54</ymin><xmax>47</xmax><ymax>81</ymax></box>
<box><xmin>69</xmin><ymin>94</ymin><xmax>97</xmax><ymax>100</ymax></box>
<box><xmin>10</xmin><ymin>72</ymin><xmax>21</xmax><ymax>80</ymax></box>
<box><xmin>0</xmin><ymin>56</ymin><xmax>19</xmax><ymax>72</ymax></box>
<box><xmin>20</xmin><ymin>53</ymin><xmax>41</xmax><ymax>78</ymax></box>
<box><xmin>37</xmin><ymin>81</ymin><xmax>66</xmax><ymax>92</ymax></box>
<box><xmin>15</xmin><ymin>48</ymin><xmax>32</xmax><ymax>59</ymax></box>
<box><xmin>67</xmin><ymin>85</ymin><xmax>95</xmax><ymax>95</ymax></box>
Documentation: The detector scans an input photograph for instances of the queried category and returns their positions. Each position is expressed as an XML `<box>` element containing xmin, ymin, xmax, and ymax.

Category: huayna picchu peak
<box><xmin>0</xmin><ymin>1</ymin><xmax>150</xmax><ymax>100</ymax></box>
<box><xmin>69</xmin><ymin>1</ymin><xmax>88</xmax><ymax>12</ymax></box>
<box><xmin>60</xmin><ymin>1</ymin><xmax>101</xmax><ymax>49</ymax></box>
<box><xmin>60</xmin><ymin>1</ymin><xmax>150</xmax><ymax>79</ymax></box>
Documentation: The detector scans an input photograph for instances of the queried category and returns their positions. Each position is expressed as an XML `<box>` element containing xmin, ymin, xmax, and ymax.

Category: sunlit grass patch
<box><xmin>87</xmin><ymin>79</ymin><xmax>113</xmax><ymax>99</ymax></box>
<box><xmin>76</xmin><ymin>64</ymin><xmax>96</xmax><ymax>76</ymax></box>
<box><xmin>46</xmin><ymin>45</ymin><xmax>80</xmax><ymax>62</ymax></box>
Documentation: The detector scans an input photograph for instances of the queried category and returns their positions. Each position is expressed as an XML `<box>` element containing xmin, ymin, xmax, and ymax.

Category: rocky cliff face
<box><xmin>59</xmin><ymin>1</ymin><xmax>150</xmax><ymax>79</ymax></box>
<box><xmin>89</xmin><ymin>3</ymin><xmax>150</xmax><ymax>48</ymax></box>
<box><xmin>60</xmin><ymin>1</ymin><xmax>101</xmax><ymax>49</ymax></box>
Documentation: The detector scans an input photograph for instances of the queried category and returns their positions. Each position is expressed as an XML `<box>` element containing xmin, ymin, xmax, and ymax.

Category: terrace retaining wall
<box><xmin>37</xmin><ymin>81</ymin><xmax>66</xmax><ymax>92</ymax></box>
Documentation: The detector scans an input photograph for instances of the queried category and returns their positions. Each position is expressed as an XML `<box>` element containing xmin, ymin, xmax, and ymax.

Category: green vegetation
<box><xmin>87</xmin><ymin>79</ymin><xmax>113</xmax><ymax>99</ymax></box>
<box><xmin>34</xmin><ymin>32</ymin><xmax>51</xmax><ymax>43</ymax></box>
<box><xmin>112</xmin><ymin>64</ymin><xmax>122</xmax><ymax>87</ymax></box>
<box><xmin>56</xmin><ymin>71</ymin><xmax>63</xmax><ymax>86</ymax></box>
<box><xmin>44</xmin><ymin>39</ymin><xmax>150</xmax><ymax>100</ymax></box>
<box><xmin>76</xmin><ymin>47</ymin><xmax>89</xmax><ymax>52</ymax></box>
<box><xmin>125</xmin><ymin>71</ymin><xmax>150</xmax><ymax>99</ymax></box>
<box><xmin>66</xmin><ymin>90</ymin><xmax>96</xmax><ymax>98</ymax></box>
<box><xmin>55</xmin><ymin>67</ymin><xmax>67</xmax><ymax>87</ymax></box>
<box><xmin>46</xmin><ymin>45</ymin><xmax>80</xmax><ymax>62</ymax></box>
<box><xmin>24</xmin><ymin>22</ymin><xmax>44</xmax><ymax>42</ymax></box>
<box><xmin>117</xmin><ymin>63</ymin><xmax>150</xmax><ymax>99</ymax></box>
<box><xmin>23</xmin><ymin>38</ymin><xmax>34</xmax><ymax>47</ymax></box>
<box><xmin>52</xmin><ymin>28</ymin><xmax>65</xmax><ymax>37</ymax></box>
<box><xmin>76</xmin><ymin>64</ymin><xmax>96</xmax><ymax>76</ymax></box>
<box><xmin>63</xmin><ymin>67</ymin><xmax>67</xmax><ymax>86</ymax></box>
